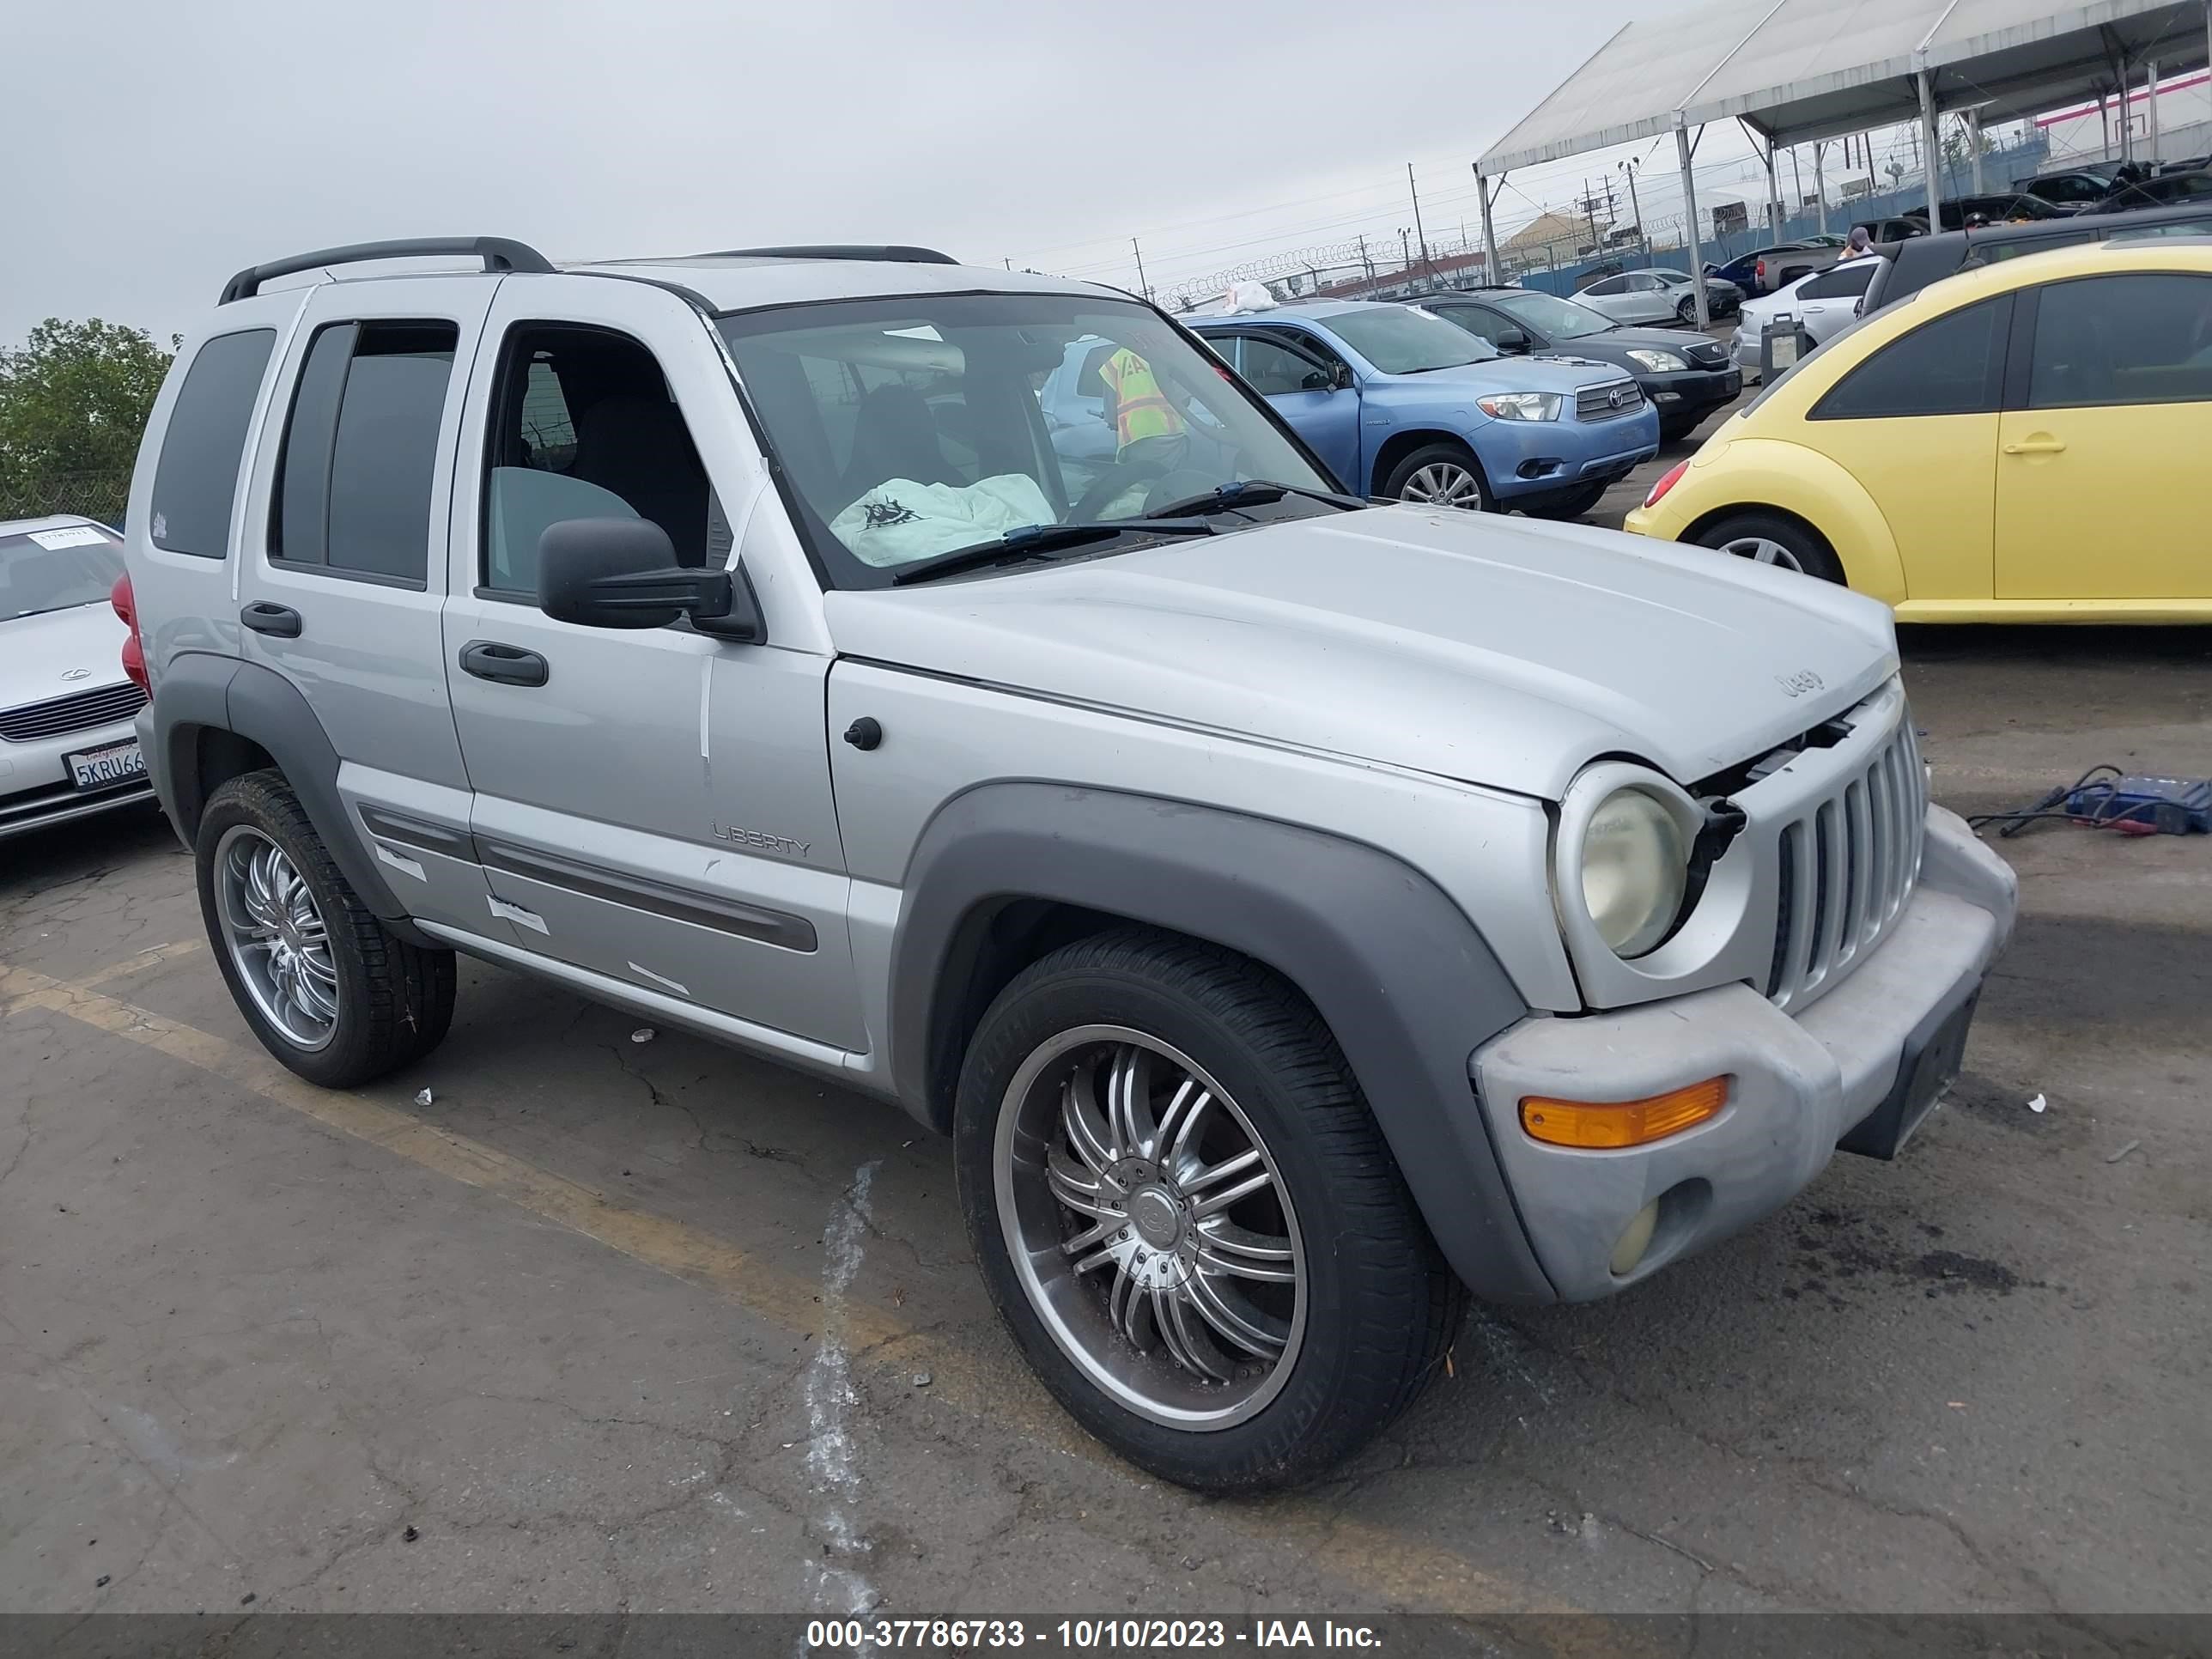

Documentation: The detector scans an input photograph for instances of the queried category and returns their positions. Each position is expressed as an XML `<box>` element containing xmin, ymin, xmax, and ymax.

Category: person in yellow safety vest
<box><xmin>1097</xmin><ymin>346</ymin><xmax>1188</xmax><ymax>456</ymax></box>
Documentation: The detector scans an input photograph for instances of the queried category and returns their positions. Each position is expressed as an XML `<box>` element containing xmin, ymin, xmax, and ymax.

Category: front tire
<box><xmin>1692</xmin><ymin>510</ymin><xmax>1844</xmax><ymax>583</ymax></box>
<box><xmin>195</xmin><ymin>770</ymin><xmax>455</xmax><ymax>1087</ymax></box>
<box><xmin>1520</xmin><ymin>482</ymin><xmax>1607</xmax><ymax>521</ymax></box>
<box><xmin>1382</xmin><ymin>442</ymin><xmax>1488</xmax><ymax>511</ymax></box>
<box><xmin>953</xmin><ymin>929</ymin><xmax>1462</xmax><ymax>1494</ymax></box>
<box><xmin>1676</xmin><ymin>295</ymin><xmax>1698</xmax><ymax>325</ymax></box>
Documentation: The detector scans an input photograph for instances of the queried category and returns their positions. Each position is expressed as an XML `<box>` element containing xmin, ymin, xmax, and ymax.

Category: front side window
<box><xmin>271</xmin><ymin>321</ymin><xmax>458</xmax><ymax>583</ymax></box>
<box><xmin>479</xmin><ymin>324</ymin><xmax>711</xmax><ymax>596</ymax></box>
<box><xmin>1</xmin><ymin>523</ymin><xmax>125</xmax><ymax>620</ymax></box>
<box><xmin>1812</xmin><ymin>295</ymin><xmax>2011</xmax><ymax>420</ymax></box>
<box><xmin>149</xmin><ymin>329</ymin><xmax>276</xmax><ymax>558</ymax></box>
<box><xmin>1584</xmin><ymin>277</ymin><xmax>1624</xmax><ymax>296</ymax></box>
<box><xmin>1234</xmin><ymin>333</ymin><xmax>1331</xmax><ymax>396</ymax></box>
<box><xmin>1314</xmin><ymin>306</ymin><xmax>1491</xmax><ymax>374</ymax></box>
<box><xmin>2027</xmin><ymin>274</ymin><xmax>2212</xmax><ymax>409</ymax></box>
<box><xmin>717</xmin><ymin>293</ymin><xmax>1336</xmax><ymax>587</ymax></box>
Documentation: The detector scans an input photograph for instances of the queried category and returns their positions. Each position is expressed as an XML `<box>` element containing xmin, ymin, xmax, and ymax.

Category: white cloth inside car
<box><xmin>830</xmin><ymin>473</ymin><xmax>1057</xmax><ymax>568</ymax></box>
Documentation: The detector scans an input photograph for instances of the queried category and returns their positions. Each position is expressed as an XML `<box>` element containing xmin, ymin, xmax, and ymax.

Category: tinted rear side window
<box><xmin>149</xmin><ymin>329</ymin><xmax>276</xmax><ymax>557</ymax></box>
<box><xmin>1812</xmin><ymin>295</ymin><xmax>2011</xmax><ymax>419</ymax></box>
<box><xmin>2028</xmin><ymin>273</ymin><xmax>2212</xmax><ymax>408</ymax></box>
<box><xmin>271</xmin><ymin>321</ymin><xmax>459</xmax><ymax>583</ymax></box>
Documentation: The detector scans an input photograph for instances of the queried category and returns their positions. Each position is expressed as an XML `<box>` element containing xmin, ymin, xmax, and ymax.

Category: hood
<box><xmin>1572</xmin><ymin>325</ymin><xmax>1712</xmax><ymax>354</ymax></box>
<box><xmin>825</xmin><ymin>507</ymin><xmax>1899</xmax><ymax>800</ymax></box>
<box><xmin>1376</xmin><ymin>355</ymin><xmax>1628</xmax><ymax>394</ymax></box>
<box><xmin>0</xmin><ymin>602</ymin><xmax>129</xmax><ymax>702</ymax></box>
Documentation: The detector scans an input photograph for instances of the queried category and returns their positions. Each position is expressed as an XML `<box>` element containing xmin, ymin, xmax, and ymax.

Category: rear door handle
<box><xmin>459</xmin><ymin>640</ymin><xmax>550</xmax><ymax>687</ymax></box>
<box><xmin>240</xmin><ymin>601</ymin><xmax>301</xmax><ymax>638</ymax></box>
<box><xmin>2003</xmin><ymin>437</ymin><xmax>2067</xmax><ymax>455</ymax></box>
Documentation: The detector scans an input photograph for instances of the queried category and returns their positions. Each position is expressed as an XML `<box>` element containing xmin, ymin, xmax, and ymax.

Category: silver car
<box><xmin>1577</xmin><ymin>267</ymin><xmax>1740</xmax><ymax>325</ymax></box>
<box><xmin>1</xmin><ymin>515</ymin><xmax>153</xmax><ymax>838</ymax></box>
<box><xmin>122</xmin><ymin>236</ymin><xmax>2016</xmax><ymax>1495</ymax></box>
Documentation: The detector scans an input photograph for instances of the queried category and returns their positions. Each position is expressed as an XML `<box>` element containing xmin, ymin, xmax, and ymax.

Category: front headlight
<box><xmin>1475</xmin><ymin>391</ymin><xmax>1564</xmax><ymax>422</ymax></box>
<box><xmin>1579</xmin><ymin>787</ymin><xmax>1690</xmax><ymax>957</ymax></box>
<box><xmin>1626</xmin><ymin>349</ymin><xmax>1688</xmax><ymax>372</ymax></box>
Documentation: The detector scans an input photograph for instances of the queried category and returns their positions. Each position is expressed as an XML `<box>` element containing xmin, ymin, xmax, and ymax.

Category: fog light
<box><xmin>1610</xmin><ymin>1199</ymin><xmax>1661</xmax><ymax>1276</ymax></box>
<box><xmin>1519</xmin><ymin>1076</ymin><xmax>1729</xmax><ymax>1149</ymax></box>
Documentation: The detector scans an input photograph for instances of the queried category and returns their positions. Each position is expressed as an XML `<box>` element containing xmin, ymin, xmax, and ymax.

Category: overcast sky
<box><xmin>9</xmin><ymin>0</ymin><xmax>1769</xmax><ymax>345</ymax></box>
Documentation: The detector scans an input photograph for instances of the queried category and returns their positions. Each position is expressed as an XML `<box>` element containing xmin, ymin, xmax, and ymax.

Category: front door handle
<box><xmin>459</xmin><ymin>640</ymin><xmax>550</xmax><ymax>687</ymax></box>
<box><xmin>240</xmin><ymin>601</ymin><xmax>301</xmax><ymax>638</ymax></box>
<box><xmin>2002</xmin><ymin>436</ymin><xmax>2067</xmax><ymax>455</ymax></box>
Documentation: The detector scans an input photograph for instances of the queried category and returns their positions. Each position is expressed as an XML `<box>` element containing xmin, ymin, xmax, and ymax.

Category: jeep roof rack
<box><xmin>689</xmin><ymin>244</ymin><xmax>957</xmax><ymax>265</ymax></box>
<box><xmin>219</xmin><ymin>237</ymin><xmax>555</xmax><ymax>304</ymax></box>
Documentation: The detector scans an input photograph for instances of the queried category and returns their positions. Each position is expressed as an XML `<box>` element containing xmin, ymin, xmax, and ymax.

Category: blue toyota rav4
<box><xmin>1185</xmin><ymin>301</ymin><xmax>1658</xmax><ymax>519</ymax></box>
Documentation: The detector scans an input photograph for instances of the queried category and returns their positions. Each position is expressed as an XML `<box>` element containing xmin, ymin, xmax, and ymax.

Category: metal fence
<box><xmin>0</xmin><ymin>469</ymin><xmax>130</xmax><ymax>529</ymax></box>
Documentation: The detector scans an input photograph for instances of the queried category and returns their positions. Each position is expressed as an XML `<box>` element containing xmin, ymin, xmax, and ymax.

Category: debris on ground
<box><xmin>2106</xmin><ymin>1139</ymin><xmax>2142</xmax><ymax>1164</ymax></box>
<box><xmin>911</xmin><ymin>1372</ymin><xmax>932</xmax><ymax>1389</ymax></box>
<box><xmin>402</xmin><ymin>1525</ymin><xmax>419</xmax><ymax>1543</ymax></box>
<box><xmin>630</xmin><ymin>1028</ymin><xmax>655</xmax><ymax>1044</ymax></box>
<box><xmin>413</xmin><ymin>1089</ymin><xmax>434</xmax><ymax>1106</ymax></box>
<box><xmin>2027</xmin><ymin>1094</ymin><xmax>2048</xmax><ymax>1113</ymax></box>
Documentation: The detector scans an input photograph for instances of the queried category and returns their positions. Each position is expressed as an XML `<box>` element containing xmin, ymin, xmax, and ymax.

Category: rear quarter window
<box><xmin>149</xmin><ymin>329</ymin><xmax>277</xmax><ymax>557</ymax></box>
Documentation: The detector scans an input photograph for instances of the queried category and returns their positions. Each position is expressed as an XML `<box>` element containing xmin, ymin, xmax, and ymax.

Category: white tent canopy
<box><xmin>1480</xmin><ymin>0</ymin><xmax>2212</xmax><ymax>170</ymax></box>
<box><xmin>1469</xmin><ymin>0</ymin><xmax>2212</xmax><ymax>325</ymax></box>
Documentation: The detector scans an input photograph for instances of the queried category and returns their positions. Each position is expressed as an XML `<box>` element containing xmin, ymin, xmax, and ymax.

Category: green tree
<box><xmin>0</xmin><ymin>318</ymin><xmax>174</xmax><ymax>523</ymax></box>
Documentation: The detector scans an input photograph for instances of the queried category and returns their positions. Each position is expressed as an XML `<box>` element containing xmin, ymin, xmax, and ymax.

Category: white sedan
<box><xmin>1731</xmin><ymin>255</ymin><xmax>1881</xmax><ymax>377</ymax></box>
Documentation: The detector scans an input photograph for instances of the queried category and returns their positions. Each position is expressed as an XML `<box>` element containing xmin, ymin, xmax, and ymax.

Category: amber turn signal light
<box><xmin>1520</xmin><ymin>1076</ymin><xmax>1729</xmax><ymax>1149</ymax></box>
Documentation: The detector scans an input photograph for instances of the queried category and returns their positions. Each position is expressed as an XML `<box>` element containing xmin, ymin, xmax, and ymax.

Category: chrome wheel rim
<box><xmin>995</xmin><ymin>1026</ymin><xmax>1306</xmax><ymax>1431</ymax></box>
<box><xmin>1401</xmin><ymin>462</ymin><xmax>1483</xmax><ymax>510</ymax></box>
<box><xmin>215</xmin><ymin>826</ymin><xmax>339</xmax><ymax>1051</ymax></box>
<box><xmin>1719</xmin><ymin>534</ymin><xmax>1807</xmax><ymax>574</ymax></box>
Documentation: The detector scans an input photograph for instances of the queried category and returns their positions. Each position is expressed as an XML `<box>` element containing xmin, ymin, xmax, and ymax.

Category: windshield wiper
<box><xmin>1139</xmin><ymin>479</ymin><xmax>1368</xmax><ymax>520</ymax></box>
<box><xmin>889</xmin><ymin>520</ymin><xmax>1218</xmax><ymax>586</ymax></box>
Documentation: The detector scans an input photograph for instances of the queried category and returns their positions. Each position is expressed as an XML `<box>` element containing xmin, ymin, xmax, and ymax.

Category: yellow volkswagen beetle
<box><xmin>1626</xmin><ymin>238</ymin><xmax>2212</xmax><ymax>621</ymax></box>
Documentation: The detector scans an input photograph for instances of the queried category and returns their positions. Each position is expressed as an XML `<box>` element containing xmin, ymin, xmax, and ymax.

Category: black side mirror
<box><xmin>1332</xmin><ymin>361</ymin><xmax>1356</xmax><ymax>389</ymax></box>
<box><xmin>1496</xmin><ymin>328</ymin><xmax>1529</xmax><ymax>353</ymax></box>
<box><xmin>537</xmin><ymin>518</ymin><xmax>763</xmax><ymax>641</ymax></box>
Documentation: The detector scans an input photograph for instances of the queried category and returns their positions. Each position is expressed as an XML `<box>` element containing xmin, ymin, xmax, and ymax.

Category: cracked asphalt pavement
<box><xmin>3</xmin><ymin>556</ymin><xmax>2208</xmax><ymax>1626</ymax></box>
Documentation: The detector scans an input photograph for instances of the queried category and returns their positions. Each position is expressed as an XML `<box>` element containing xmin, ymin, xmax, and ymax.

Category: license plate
<box><xmin>1893</xmin><ymin>993</ymin><xmax>1977</xmax><ymax>1150</ymax></box>
<box><xmin>66</xmin><ymin>738</ymin><xmax>146</xmax><ymax>790</ymax></box>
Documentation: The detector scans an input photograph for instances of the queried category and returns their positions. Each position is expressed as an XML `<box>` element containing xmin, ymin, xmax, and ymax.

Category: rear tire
<box><xmin>195</xmin><ymin>770</ymin><xmax>455</xmax><ymax>1087</ymax></box>
<box><xmin>1692</xmin><ymin>510</ymin><xmax>1845</xmax><ymax>584</ymax></box>
<box><xmin>953</xmin><ymin>929</ymin><xmax>1462</xmax><ymax>1493</ymax></box>
<box><xmin>1382</xmin><ymin>442</ymin><xmax>1489</xmax><ymax>511</ymax></box>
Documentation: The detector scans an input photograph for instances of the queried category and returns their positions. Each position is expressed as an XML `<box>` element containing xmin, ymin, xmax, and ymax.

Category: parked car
<box><xmin>2160</xmin><ymin>155</ymin><xmax>2210</xmax><ymax>175</ymax></box>
<box><xmin>1731</xmin><ymin>256</ymin><xmax>1882</xmax><ymax>377</ymax></box>
<box><xmin>1710</xmin><ymin>242</ymin><xmax>1821</xmax><ymax>295</ymax></box>
<box><xmin>122</xmin><ymin>234</ymin><xmax>2017</xmax><ymax>1492</ymax></box>
<box><xmin>1188</xmin><ymin>301</ymin><xmax>1657</xmax><ymax>518</ymax></box>
<box><xmin>2014</xmin><ymin>169</ymin><xmax>2120</xmax><ymax>212</ymax></box>
<box><xmin>2095</xmin><ymin>169</ymin><xmax>2212</xmax><ymax>212</ymax></box>
<box><xmin>1860</xmin><ymin>194</ymin><xmax>2212</xmax><ymax>313</ymax></box>
<box><xmin>1419</xmin><ymin>287</ymin><xmax>1741</xmax><ymax>441</ymax></box>
<box><xmin>1853</xmin><ymin>216</ymin><xmax>1928</xmax><ymax>244</ymax></box>
<box><xmin>1904</xmin><ymin>194</ymin><xmax>2069</xmax><ymax>232</ymax></box>
<box><xmin>1</xmin><ymin>514</ymin><xmax>155</xmax><ymax>839</ymax></box>
<box><xmin>1576</xmin><ymin>267</ymin><xmax>1739</xmax><ymax>325</ymax></box>
<box><xmin>1627</xmin><ymin>239</ymin><xmax>2212</xmax><ymax>621</ymax></box>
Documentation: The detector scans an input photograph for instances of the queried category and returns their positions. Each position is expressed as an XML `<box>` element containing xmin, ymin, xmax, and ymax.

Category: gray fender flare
<box><xmin>150</xmin><ymin>653</ymin><xmax>423</xmax><ymax>941</ymax></box>
<box><xmin>887</xmin><ymin>782</ymin><xmax>1559</xmax><ymax>1304</ymax></box>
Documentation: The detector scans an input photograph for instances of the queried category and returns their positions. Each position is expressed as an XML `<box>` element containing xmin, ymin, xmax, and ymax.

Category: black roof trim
<box><xmin>219</xmin><ymin>238</ymin><xmax>555</xmax><ymax>304</ymax></box>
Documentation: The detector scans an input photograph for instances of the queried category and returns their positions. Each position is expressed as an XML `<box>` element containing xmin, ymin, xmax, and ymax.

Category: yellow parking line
<box><xmin>0</xmin><ymin>958</ymin><xmax>1605</xmax><ymax>1625</ymax></box>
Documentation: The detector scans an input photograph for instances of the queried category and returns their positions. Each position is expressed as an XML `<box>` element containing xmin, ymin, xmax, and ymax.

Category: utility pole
<box><xmin>1357</xmin><ymin>234</ymin><xmax>1374</xmax><ymax>282</ymax></box>
<box><xmin>1618</xmin><ymin>158</ymin><xmax>1645</xmax><ymax>258</ymax></box>
<box><xmin>1130</xmin><ymin>237</ymin><xmax>1149</xmax><ymax>299</ymax></box>
<box><xmin>1789</xmin><ymin>147</ymin><xmax>1804</xmax><ymax>223</ymax></box>
<box><xmin>1399</xmin><ymin>227</ymin><xmax>1413</xmax><ymax>277</ymax></box>
<box><xmin>1813</xmin><ymin>142</ymin><xmax>1826</xmax><ymax>234</ymax></box>
<box><xmin>1407</xmin><ymin>163</ymin><xmax>1432</xmax><ymax>285</ymax></box>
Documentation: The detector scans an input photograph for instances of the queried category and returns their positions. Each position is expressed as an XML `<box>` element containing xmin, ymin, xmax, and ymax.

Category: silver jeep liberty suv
<box><xmin>120</xmin><ymin>237</ymin><xmax>2016</xmax><ymax>1492</ymax></box>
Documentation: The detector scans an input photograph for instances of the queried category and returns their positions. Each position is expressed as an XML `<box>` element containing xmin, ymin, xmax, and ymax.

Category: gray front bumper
<box><xmin>1471</xmin><ymin>806</ymin><xmax>2016</xmax><ymax>1302</ymax></box>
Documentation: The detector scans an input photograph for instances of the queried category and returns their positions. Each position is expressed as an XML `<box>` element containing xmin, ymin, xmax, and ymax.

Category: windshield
<box><xmin>716</xmin><ymin>294</ymin><xmax>1338</xmax><ymax>586</ymax></box>
<box><xmin>0</xmin><ymin>525</ymin><xmax>124</xmax><ymax>621</ymax></box>
<box><xmin>1316</xmin><ymin>306</ymin><xmax>1490</xmax><ymax>374</ymax></box>
<box><xmin>1489</xmin><ymin>290</ymin><xmax>1613</xmax><ymax>340</ymax></box>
